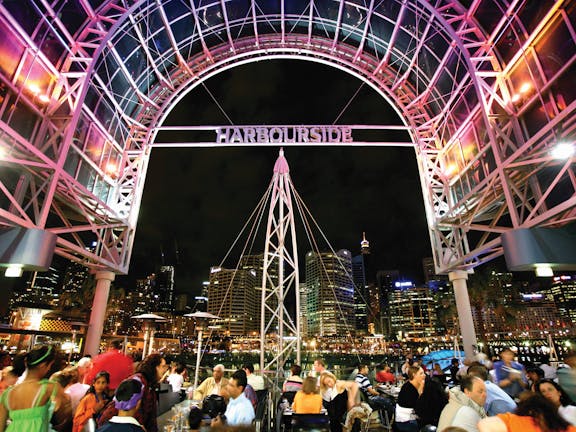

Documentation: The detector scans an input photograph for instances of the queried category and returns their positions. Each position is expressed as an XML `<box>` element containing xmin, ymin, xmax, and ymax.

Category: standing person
<box><xmin>437</xmin><ymin>375</ymin><xmax>487</xmax><ymax>432</ymax></box>
<box><xmin>73</xmin><ymin>371</ymin><xmax>111</xmax><ymax>432</ymax></box>
<box><xmin>0</xmin><ymin>345</ymin><xmax>72</xmax><ymax>432</ymax></box>
<box><xmin>449</xmin><ymin>358</ymin><xmax>460</xmax><ymax>385</ymax></box>
<box><xmin>394</xmin><ymin>365</ymin><xmax>425</xmax><ymax>432</ymax></box>
<box><xmin>319</xmin><ymin>371</ymin><xmax>359</xmax><ymax>432</ymax></box>
<box><xmin>467</xmin><ymin>363</ymin><xmax>516</xmax><ymax>416</ymax></box>
<box><xmin>0</xmin><ymin>368</ymin><xmax>17</xmax><ymax>395</ymax></box>
<box><xmin>211</xmin><ymin>370</ymin><xmax>255</xmax><ymax>426</ymax></box>
<box><xmin>192</xmin><ymin>364</ymin><xmax>228</xmax><ymax>400</ymax></box>
<box><xmin>478</xmin><ymin>393</ymin><xmax>576</xmax><ymax>432</ymax></box>
<box><xmin>493</xmin><ymin>348</ymin><xmax>527</xmax><ymax>399</ymax></box>
<box><xmin>242</xmin><ymin>364</ymin><xmax>265</xmax><ymax>391</ymax></box>
<box><xmin>98</xmin><ymin>354</ymin><xmax>168</xmax><ymax>432</ymax></box>
<box><xmin>66</xmin><ymin>359</ymin><xmax>92</xmax><ymax>412</ymax></box>
<box><xmin>85</xmin><ymin>341</ymin><xmax>133</xmax><ymax>392</ymax></box>
<box><xmin>96</xmin><ymin>379</ymin><xmax>145</xmax><ymax>432</ymax></box>
<box><xmin>536</xmin><ymin>379</ymin><xmax>576</xmax><ymax>426</ymax></box>
<box><xmin>559</xmin><ymin>353</ymin><xmax>576</xmax><ymax>403</ymax></box>
<box><xmin>293</xmin><ymin>377</ymin><xmax>323</xmax><ymax>414</ymax></box>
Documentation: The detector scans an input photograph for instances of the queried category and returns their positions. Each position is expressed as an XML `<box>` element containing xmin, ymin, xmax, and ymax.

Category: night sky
<box><xmin>117</xmin><ymin>60</ymin><xmax>432</xmax><ymax>297</ymax></box>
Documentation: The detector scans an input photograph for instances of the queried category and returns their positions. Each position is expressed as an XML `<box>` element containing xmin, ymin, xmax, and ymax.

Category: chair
<box><xmin>291</xmin><ymin>413</ymin><xmax>330</xmax><ymax>432</ymax></box>
<box><xmin>358</xmin><ymin>390</ymin><xmax>393</xmax><ymax>431</ymax></box>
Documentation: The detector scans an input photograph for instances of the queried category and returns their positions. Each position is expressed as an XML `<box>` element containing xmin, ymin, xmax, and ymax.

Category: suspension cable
<box><xmin>201</xmin><ymin>82</ymin><xmax>235</xmax><ymax>126</ymax></box>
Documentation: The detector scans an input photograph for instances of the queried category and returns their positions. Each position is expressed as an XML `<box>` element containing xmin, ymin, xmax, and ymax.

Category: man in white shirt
<box><xmin>242</xmin><ymin>364</ymin><xmax>265</xmax><ymax>391</ymax></box>
<box><xmin>211</xmin><ymin>370</ymin><xmax>255</xmax><ymax>426</ymax></box>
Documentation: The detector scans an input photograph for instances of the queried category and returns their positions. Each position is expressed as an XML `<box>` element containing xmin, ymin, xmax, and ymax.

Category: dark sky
<box><xmin>117</xmin><ymin>60</ymin><xmax>432</xmax><ymax>296</ymax></box>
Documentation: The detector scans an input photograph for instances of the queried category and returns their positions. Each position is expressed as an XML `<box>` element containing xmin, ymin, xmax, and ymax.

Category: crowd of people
<box><xmin>1</xmin><ymin>344</ymin><xmax>576</xmax><ymax>432</ymax></box>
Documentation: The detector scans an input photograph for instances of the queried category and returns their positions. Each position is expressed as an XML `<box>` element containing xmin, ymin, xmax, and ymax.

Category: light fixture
<box><xmin>551</xmin><ymin>142</ymin><xmax>574</xmax><ymax>159</ymax></box>
<box><xmin>535</xmin><ymin>264</ymin><xmax>553</xmax><ymax>277</ymax></box>
<box><xmin>5</xmin><ymin>264</ymin><xmax>23</xmax><ymax>277</ymax></box>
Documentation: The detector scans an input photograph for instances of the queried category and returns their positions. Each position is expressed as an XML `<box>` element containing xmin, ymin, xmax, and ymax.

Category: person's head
<box><xmin>188</xmin><ymin>406</ymin><xmax>203</xmax><ymax>431</ymax></box>
<box><xmin>441</xmin><ymin>427</ymin><xmax>467</xmax><ymax>432</ymax></box>
<box><xmin>302</xmin><ymin>376</ymin><xmax>318</xmax><ymax>394</ymax></box>
<box><xmin>358</xmin><ymin>364</ymin><xmax>369</xmax><ymax>375</ymax></box>
<box><xmin>0</xmin><ymin>351</ymin><xmax>11</xmax><ymax>368</ymax></box>
<box><xmin>515</xmin><ymin>393</ymin><xmax>571</xmax><ymax>431</ymax></box>
<box><xmin>26</xmin><ymin>345</ymin><xmax>56</xmax><ymax>377</ymax></box>
<box><xmin>137</xmin><ymin>353</ymin><xmax>167</xmax><ymax>384</ymax></box>
<box><xmin>536</xmin><ymin>378</ymin><xmax>575</xmax><ymax>408</ymax></box>
<box><xmin>407</xmin><ymin>365</ymin><xmax>425</xmax><ymax>386</ymax></box>
<box><xmin>461</xmin><ymin>375</ymin><xmax>487</xmax><ymax>407</ymax></box>
<box><xmin>89</xmin><ymin>370</ymin><xmax>110</xmax><ymax>395</ymax></box>
<box><xmin>174</xmin><ymin>363</ymin><xmax>186</xmax><ymax>375</ymax></box>
<box><xmin>499</xmin><ymin>348</ymin><xmax>515</xmax><ymax>362</ymax></box>
<box><xmin>77</xmin><ymin>357</ymin><xmax>93</xmax><ymax>378</ymax></box>
<box><xmin>114</xmin><ymin>378</ymin><xmax>144</xmax><ymax>416</ymax></box>
<box><xmin>109</xmin><ymin>339</ymin><xmax>123</xmax><ymax>351</ymax></box>
<box><xmin>451</xmin><ymin>358</ymin><xmax>459</xmax><ymax>367</ymax></box>
<box><xmin>433</xmin><ymin>363</ymin><xmax>442</xmax><ymax>372</ymax></box>
<box><xmin>564</xmin><ymin>352</ymin><xmax>576</xmax><ymax>368</ymax></box>
<box><xmin>290</xmin><ymin>364</ymin><xmax>302</xmax><ymax>376</ymax></box>
<box><xmin>227</xmin><ymin>369</ymin><xmax>247</xmax><ymax>399</ymax></box>
<box><xmin>319</xmin><ymin>371</ymin><xmax>337</xmax><ymax>393</ymax></box>
<box><xmin>526</xmin><ymin>366</ymin><xmax>544</xmax><ymax>384</ymax></box>
<box><xmin>0</xmin><ymin>366</ymin><xmax>18</xmax><ymax>387</ymax></box>
<box><xmin>51</xmin><ymin>366</ymin><xmax>79</xmax><ymax>388</ymax></box>
<box><xmin>213</xmin><ymin>364</ymin><xmax>225</xmax><ymax>381</ymax></box>
<box><xmin>313</xmin><ymin>358</ymin><xmax>326</xmax><ymax>373</ymax></box>
<box><xmin>467</xmin><ymin>364</ymin><xmax>489</xmax><ymax>381</ymax></box>
<box><xmin>242</xmin><ymin>364</ymin><xmax>254</xmax><ymax>376</ymax></box>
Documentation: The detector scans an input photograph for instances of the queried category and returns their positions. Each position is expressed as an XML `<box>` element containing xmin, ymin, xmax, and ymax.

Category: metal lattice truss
<box><xmin>260</xmin><ymin>149</ymin><xmax>300</xmax><ymax>376</ymax></box>
<box><xmin>0</xmin><ymin>0</ymin><xmax>575</xmax><ymax>274</ymax></box>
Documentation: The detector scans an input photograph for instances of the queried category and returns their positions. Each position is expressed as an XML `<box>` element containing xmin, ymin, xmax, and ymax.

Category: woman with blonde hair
<box><xmin>293</xmin><ymin>377</ymin><xmax>323</xmax><ymax>414</ymax></box>
<box><xmin>319</xmin><ymin>371</ymin><xmax>359</xmax><ymax>432</ymax></box>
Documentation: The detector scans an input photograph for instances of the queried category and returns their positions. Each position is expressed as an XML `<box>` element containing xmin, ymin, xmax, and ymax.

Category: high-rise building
<box><xmin>299</xmin><ymin>282</ymin><xmax>308</xmax><ymax>338</ymax></box>
<box><xmin>376</xmin><ymin>270</ymin><xmax>399</xmax><ymax>337</ymax></box>
<box><xmin>389</xmin><ymin>283</ymin><xmax>437</xmax><ymax>340</ymax></box>
<box><xmin>207</xmin><ymin>266</ymin><xmax>258</xmax><ymax>336</ymax></box>
<box><xmin>352</xmin><ymin>254</ymin><xmax>369</xmax><ymax>335</ymax></box>
<box><xmin>305</xmin><ymin>249</ymin><xmax>355</xmax><ymax>336</ymax></box>
<box><xmin>156</xmin><ymin>265</ymin><xmax>175</xmax><ymax>312</ymax></box>
<box><xmin>550</xmin><ymin>275</ymin><xmax>576</xmax><ymax>326</ymax></box>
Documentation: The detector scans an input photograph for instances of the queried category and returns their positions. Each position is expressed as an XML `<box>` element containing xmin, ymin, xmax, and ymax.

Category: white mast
<box><xmin>260</xmin><ymin>149</ymin><xmax>301</xmax><ymax>382</ymax></box>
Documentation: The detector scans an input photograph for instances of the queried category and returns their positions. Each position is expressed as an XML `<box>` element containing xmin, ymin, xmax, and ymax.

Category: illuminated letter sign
<box><xmin>215</xmin><ymin>126</ymin><xmax>353</xmax><ymax>144</ymax></box>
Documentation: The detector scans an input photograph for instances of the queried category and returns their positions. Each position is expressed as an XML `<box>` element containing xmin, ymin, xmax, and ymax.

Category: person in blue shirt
<box><xmin>492</xmin><ymin>348</ymin><xmax>527</xmax><ymax>399</ymax></box>
<box><xmin>467</xmin><ymin>363</ymin><xmax>517</xmax><ymax>415</ymax></box>
<box><xmin>211</xmin><ymin>370</ymin><xmax>255</xmax><ymax>426</ymax></box>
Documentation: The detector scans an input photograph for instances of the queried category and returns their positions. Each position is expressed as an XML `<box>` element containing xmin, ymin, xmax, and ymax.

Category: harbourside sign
<box><xmin>216</xmin><ymin>126</ymin><xmax>353</xmax><ymax>144</ymax></box>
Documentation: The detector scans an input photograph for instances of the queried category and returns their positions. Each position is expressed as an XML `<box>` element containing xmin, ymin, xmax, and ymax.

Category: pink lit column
<box><xmin>84</xmin><ymin>271</ymin><xmax>116</xmax><ymax>357</ymax></box>
<box><xmin>449</xmin><ymin>270</ymin><xmax>478</xmax><ymax>360</ymax></box>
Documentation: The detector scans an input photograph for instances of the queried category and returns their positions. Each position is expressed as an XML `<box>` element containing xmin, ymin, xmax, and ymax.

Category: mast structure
<box><xmin>260</xmin><ymin>149</ymin><xmax>301</xmax><ymax>382</ymax></box>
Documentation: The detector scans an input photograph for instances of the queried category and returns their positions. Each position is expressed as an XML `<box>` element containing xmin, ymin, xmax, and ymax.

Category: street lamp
<box><xmin>131</xmin><ymin>313</ymin><xmax>167</xmax><ymax>360</ymax></box>
<box><xmin>184</xmin><ymin>311</ymin><xmax>220</xmax><ymax>390</ymax></box>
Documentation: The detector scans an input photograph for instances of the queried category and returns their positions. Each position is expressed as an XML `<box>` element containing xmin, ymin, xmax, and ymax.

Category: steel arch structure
<box><xmin>0</xmin><ymin>0</ymin><xmax>575</xmax><ymax>278</ymax></box>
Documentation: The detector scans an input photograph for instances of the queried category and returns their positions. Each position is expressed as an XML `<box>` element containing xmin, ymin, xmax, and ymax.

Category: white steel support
<box><xmin>260</xmin><ymin>149</ymin><xmax>301</xmax><ymax>383</ymax></box>
<box><xmin>84</xmin><ymin>271</ymin><xmax>116</xmax><ymax>357</ymax></box>
<box><xmin>449</xmin><ymin>270</ymin><xmax>477</xmax><ymax>360</ymax></box>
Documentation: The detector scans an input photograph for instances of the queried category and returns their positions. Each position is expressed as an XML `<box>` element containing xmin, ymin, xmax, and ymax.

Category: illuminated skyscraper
<box><xmin>389</xmin><ymin>283</ymin><xmax>437</xmax><ymax>340</ymax></box>
<box><xmin>305</xmin><ymin>249</ymin><xmax>355</xmax><ymax>336</ymax></box>
<box><xmin>352</xmin><ymin>233</ymin><xmax>371</xmax><ymax>334</ymax></box>
<box><xmin>207</xmin><ymin>266</ymin><xmax>258</xmax><ymax>336</ymax></box>
<box><xmin>550</xmin><ymin>275</ymin><xmax>576</xmax><ymax>326</ymax></box>
<box><xmin>156</xmin><ymin>265</ymin><xmax>175</xmax><ymax>312</ymax></box>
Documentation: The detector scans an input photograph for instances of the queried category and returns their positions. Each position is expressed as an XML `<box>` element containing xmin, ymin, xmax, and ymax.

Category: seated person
<box><xmin>375</xmin><ymin>365</ymin><xmax>396</xmax><ymax>384</ymax></box>
<box><xmin>319</xmin><ymin>371</ymin><xmax>359</xmax><ymax>432</ymax></box>
<box><xmin>188</xmin><ymin>406</ymin><xmax>204</xmax><ymax>432</ymax></box>
<box><xmin>355</xmin><ymin>364</ymin><xmax>394</xmax><ymax>424</ymax></box>
<box><xmin>293</xmin><ymin>377</ymin><xmax>323</xmax><ymax>414</ymax></box>
<box><xmin>211</xmin><ymin>370</ymin><xmax>255</xmax><ymax>427</ymax></box>
<box><xmin>193</xmin><ymin>364</ymin><xmax>229</xmax><ymax>400</ymax></box>
<box><xmin>96</xmin><ymin>378</ymin><xmax>145</xmax><ymax>432</ymax></box>
<box><xmin>284</xmin><ymin>365</ymin><xmax>304</xmax><ymax>393</ymax></box>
